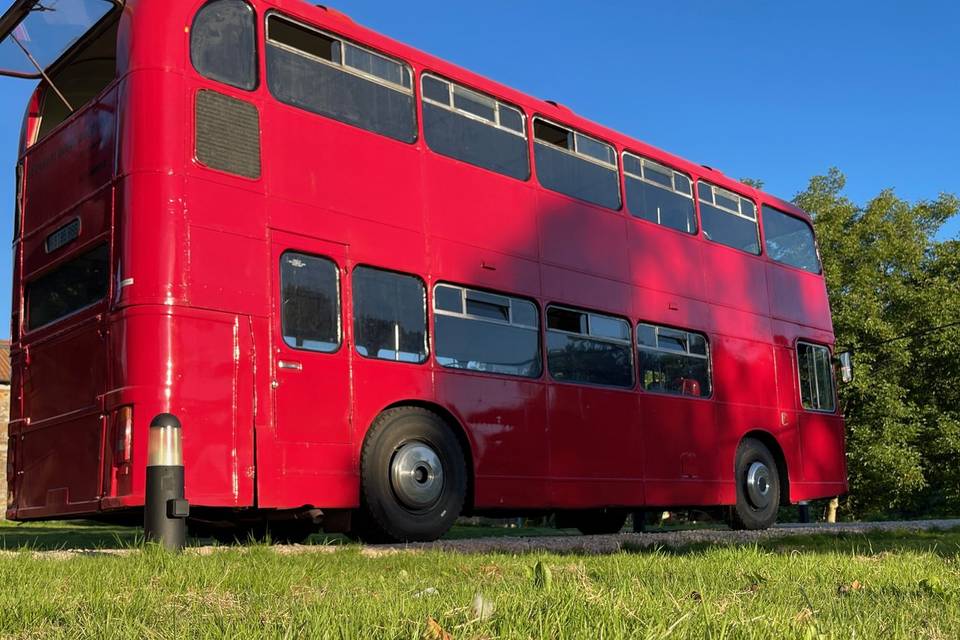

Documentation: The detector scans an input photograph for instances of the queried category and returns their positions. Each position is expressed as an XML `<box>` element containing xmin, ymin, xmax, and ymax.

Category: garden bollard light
<box><xmin>144</xmin><ymin>413</ymin><xmax>189</xmax><ymax>550</ymax></box>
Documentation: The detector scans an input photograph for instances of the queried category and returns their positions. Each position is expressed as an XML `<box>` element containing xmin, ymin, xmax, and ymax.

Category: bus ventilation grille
<box><xmin>195</xmin><ymin>90</ymin><xmax>262</xmax><ymax>179</ymax></box>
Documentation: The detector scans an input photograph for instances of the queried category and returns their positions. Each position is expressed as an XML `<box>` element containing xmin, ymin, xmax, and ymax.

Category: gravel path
<box><xmin>387</xmin><ymin>519</ymin><xmax>960</xmax><ymax>556</ymax></box>
<box><xmin>3</xmin><ymin>519</ymin><xmax>957</xmax><ymax>559</ymax></box>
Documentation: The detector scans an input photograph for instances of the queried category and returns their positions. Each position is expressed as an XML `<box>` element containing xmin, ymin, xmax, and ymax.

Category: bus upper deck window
<box><xmin>533</xmin><ymin>118</ymin><xmax>621</xmax><ymax>210</ymax></box>
<box><xmin>698</xmin><ymin>181</ymin><xmax>761</xmax><ymax>255</ymax></box>
<box><xmin>191</xmin><ymin>0</ymin><xmax>258</xmax><ymax>91</ymax></box>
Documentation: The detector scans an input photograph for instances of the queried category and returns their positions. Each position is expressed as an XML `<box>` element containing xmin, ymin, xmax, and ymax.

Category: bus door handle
<box><xmin>278</xmin><ymin>360</ymin><xmax>303</xmax><ymax>371</ymax></box>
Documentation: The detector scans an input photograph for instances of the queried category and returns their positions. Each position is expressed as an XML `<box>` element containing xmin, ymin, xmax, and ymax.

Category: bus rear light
<box><xmin>115</xmin><ymin>406</ymin><xmax>133</xmax><ymax>465</ymax></box>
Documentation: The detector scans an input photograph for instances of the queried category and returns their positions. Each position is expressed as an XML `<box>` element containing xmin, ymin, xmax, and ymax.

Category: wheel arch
<box><xmin>379</xmin><ymin>399</ymin><xmax>476</xmax><ymax>514</ymax></box>
<box><xmin>740</xmin><ymin>430</ymin><xmax>791</xmax><ymax>506</ymax></box>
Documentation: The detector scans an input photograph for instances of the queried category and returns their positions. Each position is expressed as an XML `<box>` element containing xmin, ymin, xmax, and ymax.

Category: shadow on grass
<box><xmin>618</xmin><ymin>527</ymin><xmax>960</xmax><ymax>558</ymax></box>
<box><xmin>0</xmin><ymin>521</ymin><xmax>141</xmax><ymax>551</ymax></box>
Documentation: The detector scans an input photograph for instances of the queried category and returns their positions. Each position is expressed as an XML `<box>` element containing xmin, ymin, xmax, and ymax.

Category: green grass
<box><xmin>1</xmin><ymin>522</ymin><xmax>959</xmax><ymax>639</ymax></box>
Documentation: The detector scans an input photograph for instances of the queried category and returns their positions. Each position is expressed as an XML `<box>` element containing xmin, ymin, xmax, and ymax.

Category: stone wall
<box><xmin>0</xmin><ymin>385</ymin><xmax>9</xmax><ymax>516</ymax></box>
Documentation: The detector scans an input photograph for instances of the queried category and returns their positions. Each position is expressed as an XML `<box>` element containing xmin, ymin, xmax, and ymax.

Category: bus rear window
<box><xmin>190</xmin><ymin>0</ymin><xmax>258</xmax><ymax>91</ymax></box>
<box><xmin>27</xmin><ymin>243</ymin><xmax>109</xmax><ymax>331</ymax></box>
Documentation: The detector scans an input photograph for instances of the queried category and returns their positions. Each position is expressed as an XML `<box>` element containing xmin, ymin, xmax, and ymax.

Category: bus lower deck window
<box><xmin>353</xmin><ymin>267</ymin><xmax>428</xmax><ymax>363</ymax></box>
<box><xmin>546</xmin><ymin>306</ymin><xmax>633</xmax><ymax>387</ymax></box>
<box><xmin>280</xmin><ymin>252</ymin><xmax>340</xmax><ymax>352</ymax></box>
<box><xmin>434</xmin><ymin>284</ymin><xmax>540</xmax><ymax>378</ymax></box>
<box><xmin>797</xmin><ymin>342</ymin><xmax>835</xmax><ymax>411</ymax></box>
<box><xmin>637</xmin><ymin>322</ymin><xmax>711</xmax><ymax>397</ymax></box>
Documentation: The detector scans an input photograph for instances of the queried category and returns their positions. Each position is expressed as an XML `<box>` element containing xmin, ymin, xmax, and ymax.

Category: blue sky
<box><xmin>0</xmin><ymin>0</ymin><xmax>957</xmax><ymax>337</ymax></box>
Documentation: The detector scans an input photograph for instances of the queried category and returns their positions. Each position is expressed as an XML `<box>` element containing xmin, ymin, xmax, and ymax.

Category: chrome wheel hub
<box><xmin>390</xmin><ymin>442</ymin><xmax>444</xmax><ymax>509</ymax></box>
<box><xmin>745</xmin><ymin>461</ymin><xmax>772</xmax><ymax>509</ymax></box>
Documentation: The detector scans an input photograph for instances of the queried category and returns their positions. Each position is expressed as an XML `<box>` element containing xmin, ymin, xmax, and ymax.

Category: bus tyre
<box><xmin>354</xmin><ymin>407</ymin><xmax>467</xmax><ymax>543</ymax></box>
<box><xmin>728</xmin><ymin>438</ymin><xmax>780</xmax><ymax>530</ymax></box>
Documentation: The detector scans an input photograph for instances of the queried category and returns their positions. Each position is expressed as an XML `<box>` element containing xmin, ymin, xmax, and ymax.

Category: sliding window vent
<box><xmin>195</xmin><ymin>89</ymin><xmax>262</xmax><ymax>179</ymax></box>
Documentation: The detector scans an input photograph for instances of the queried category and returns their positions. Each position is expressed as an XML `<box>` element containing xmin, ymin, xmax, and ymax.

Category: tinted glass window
<box><xmin>762</xmin><ymin>205</ymin><xmax>821</xmax><ymax>273</ymax></box>
<box><xmin>280</xmin><ymin>252</ymin><xmax>339</xmax><ymax>352</ymax></box>
<box><xmin>637</xmin><ymin>323</ymin><xmax>711</xmax><ymax>397</ymax></box>
<box><xmin>499</xmin><ymin>106</ymin><xmax>524</xmax><ymax>133</ymax></box>
<box><xmin>798</xmin><ymin>342</ymin><xmax>835</xmax><ymax>411</ymax></box>
<box><xmin>453</xmin><ymin>85</ymin><xmax>496</xmax><ymax>121</ymax></box>
<box><xmin>421</xmin><ymin>75</ymin><xmax>450</xmax><ymax>103</ymax></box>
<box><xmin>434</xmin><ymin>285</ymin><xmax>540</xmax><ymax>378</ymax></box>
<box><xmin>343</xmin><ymin>42</ymin><xmax>411</xmax><ymax>87</ymax></box>
<box><xmin>575</xmin><ymin>134</ymin><xmax>615</xmax><ymax>165</ymax></box>
<box><xmin>268</xmin><ymin>17</ymin><xmax>340</xmax><ymax>61</ymax></box>
<box><xmin>421</xmin><ymin>75</ymin><xmax>529</xmax><ymax>180</ymax></box>
<box><xmin>534</xmin><ymin>119</ymin><xmax>620</xmax><ymax>209</ymax></box>
<box><xmin>191</xmin><ymin>0</ymin><xmax>258</xmax><ymax>91</ymax></box>
<box><xmin>27</xmin><ymin>243</ymin><xmax>109</xmax><ymax>331</ymax></box>
<box><xmin>266</xmin><ymin>15</ymin><xmax>416</xmax><ymax>143</ymax></box>
<box><xmin>465</xmin><ymin>290</ymin><xmax>510</xmax><ymax>321</ymax></box>
<box><xmin>546</xmin><ymin>307</ymin><xmax>633</xmax><ymax>387</ymax></box>
<box><xmin>624</xmin><ymin>154</ymin><xmax>697</xmax><ymax>234</ymax></box>
<box><xmin>699</xmin><ymin>181</ymin><xmax>760</xmax><ymax>254</ymax></box>
<box><xmin>434</xmin><ymin>284</ymin><xmax>462</xmax><ymax>312</ymax></box>
<box><xmin>353</xmin><ymin>267</ymin><xmax>427</xmax><ymax>363</ymax></box>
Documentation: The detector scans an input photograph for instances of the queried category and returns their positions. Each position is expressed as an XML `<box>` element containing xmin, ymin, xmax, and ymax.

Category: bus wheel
<box><xmin>728</xmin><ymin>438</ymin><xmax>780</xmax><ymax>530</ymax></box>
<box><xmin>354</xmin><ymin>407</ymin><xmax>467</xmax><ymax>543</ymax></box>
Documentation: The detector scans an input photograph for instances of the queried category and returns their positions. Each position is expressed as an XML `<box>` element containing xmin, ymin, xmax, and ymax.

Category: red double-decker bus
<box><xmin>2</xmin><ymin>0</ymin><xmax>846</xmax><ymax>542</ymax></box>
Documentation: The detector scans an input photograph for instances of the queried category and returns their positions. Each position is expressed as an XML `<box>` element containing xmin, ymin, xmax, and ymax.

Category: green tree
<box><xmin>794</xmin><ymin>169</ymin><xmax>960</xmax><ymax>517</ymax></box>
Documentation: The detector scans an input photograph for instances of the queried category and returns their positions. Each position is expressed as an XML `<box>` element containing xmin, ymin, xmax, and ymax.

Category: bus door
<box><xmin>264</xmin><ymin>231</ymin><xmax>354</xmax><ymax>506</ymax></box>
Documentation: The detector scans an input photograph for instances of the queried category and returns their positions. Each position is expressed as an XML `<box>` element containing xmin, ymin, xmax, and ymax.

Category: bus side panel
<box><xmin>16</xmin><ymin>319</ymin><xmax>107</xmax><ymax>518</ymax></box>
<box><xmin>16</xmin><ymin>414</ymin><xmax>104</xmax><ymax>518</ymax></box>
<box><xmin>102</xmin><ymin>308</ymin><xmax>255</xmax><ymax>509</ymax></box>
<box><xmin>794</xmin><ymin>413</ymin><xmax>848</xmax><ymax>501</ymax></box>
<box><xmin>767</xmin><ymin>263</ymin><xmax>834</xmax><ymax>333</ymax></box>
<box><xmin>628</xmin><ymin>220</ymin><xmax>706</xmax><ymax>301</ymax></box>
<box><xmin>436</xmin><ymin>373</ymin><xmax>549</xmax><ymax>509</ymax></box>
<box><xmin>702</xmin><ymin>243</ymin><xmax>769</xmax><ymax>317</ymax></box>
<box><xmin>264</xmin><ymin>100</ymin><xmax>423</xmax><ymax>233</ymax></box>
<box><xmin>167</xmin><ymin>311</ymin><xmax>255</xmax><ymax>507</ymax></box>
<box><xmin>424</xmin><ymin>154</ymin><xmax>539</xmax><ymax>261</ymax></box>
<box><xmin>537</xmin><ymin>191</ymin><xmax>629</xmax><ymax>283</ymax></box>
